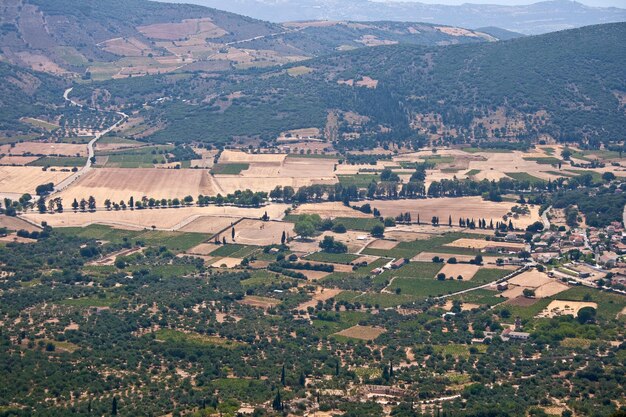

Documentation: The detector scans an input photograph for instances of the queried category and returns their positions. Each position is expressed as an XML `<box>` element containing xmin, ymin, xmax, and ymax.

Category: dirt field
<box><xmin>446</xmin><ymin>238</ymin><xmax>526</xmax><ymax>251</ymax></box>
<box><xmin>367</xmin><ymin>239</ymin><xmax>399</xmax><ymax>250</ymax></box>
<box><xmin>370</xmin><ymin>197</ymin><xmax>540</xmax><ymax>229</ymax></box>
<box><xmin>179</xmin><ymin>216</ymin><xmax>240</xmax><ymax>234</ymax></box>
<box><xmin>292</xmin><ymin>202</ymin><xmax>372</xmax><ymax>219</ymax></box>
<box><xmin>411</xmin><ymin>252</ymin><xmax>513</xmax><ymax>267</ymax></box>
<box><xmin>213</xmin><ymin>155</ymin><xmax>338</xmax><ymax>195</ymax></box>
<box><xmin>534</xmin><ymin>281</ymin><xmax>569</xmax><ymax>298</ymax></box>
<box><xmin>0</xmin><ymin>215</ymin><xmax>40</xmax><ymax>232</ymax></box>
<box><xmin>233</xmin><ymin>220</ymin><xmax>294</xmax><ymax>246</ymax></box>
<box><xmin>57</xmin><ymin>168</ymin><xmax>217</xmax><ymax>206</ymax></box>
<box><xmin>0</xmin><ymin>155</ymin><xmax>41</xmax><ymax>165</ymax></box>
<box><xmin>238</xmin><ymin>295</ymin><xmax>280</xmax><ymax>309</ymax></box>
<box><xmin>210</xmin><ymin>257</ymin><xmax>241</xmax><ymax>268</ymax></box>
<box><xmin>335</xmin><ymin>325</ymin><xmax>386</xmax><ymax>341</ymax></box>
<box><xmin>297</xmin><ymin>288</ymin><xmax>343</xmax><ymax>311</ymax></box>
<box><xmin>0</xmin><ymin>166</ymin><xmax>73</xmax><ymax>195</ymax></box>
<box><xmin>437</xmin><ymin>264</ymin><xmax>481</xmax><ymax>281</ymax></box>
<box><xmin>23</xmin><ymin>205</ymin><xmax>289</xmax><ymax>230</ymax></box>
<box><xmin>442</xmin><ymin>300</ymin><xmax>481</xmax><ymax>311</ymax></box>
<box><xmin>138</xmin><ymin>18</ymin><xmax>227</xmax><ymax>40</ymax></box>
<box><xmin>508</xmin><ymin>270</ymin><xmax>552</xmax><ymax>287</ymax></box>
<box><xmin>296</xmin><ymin>270</ymin><xmax>333</xmax><ymax>280</ymax></box>
<box><xmin>537</xmin><ymin>300</ymin><xmax>598</xmax><ymax>318</ymax></box>
<box><xmin>0</xmin><ymin>142</ymin><xmax>87</xmax><ymax>157</ymax></box>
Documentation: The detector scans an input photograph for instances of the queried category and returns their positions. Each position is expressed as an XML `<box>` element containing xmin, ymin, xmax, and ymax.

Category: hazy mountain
<box><xmin>165</xmin><ymin>0</ymin><xmax>626</xmax><ymax>34</ymax></box>
<box><xmin>1</xmin><ymin>0</ymin><xmax>496</xmax><ymax>78</ymax></box>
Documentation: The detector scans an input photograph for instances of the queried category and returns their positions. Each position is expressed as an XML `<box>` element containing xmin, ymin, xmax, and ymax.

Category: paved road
<box><xmin>53</xmin><ymin>88</ymin><xmax>128</xmax><ymax>193</ymax></box>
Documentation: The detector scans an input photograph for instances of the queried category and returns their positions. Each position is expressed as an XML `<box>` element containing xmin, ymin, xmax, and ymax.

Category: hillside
<box><xmin>0</xmin><ymin>0</ymin><xmax>493</xmax><ymax>80</ymax></box>
<box><xmin>171</xmin><ymin>0</ymin><xmax>626</xmax><ymax>35</ymax></box>
<box><xmin>73</xmin><ymin>23</ymin><xmax>626</xmax><ymax>148</ymax></box>
<box><xmin>0</xmin><ymin>62</ymin><xmax>67</xmax><ymax>133</ymax></box>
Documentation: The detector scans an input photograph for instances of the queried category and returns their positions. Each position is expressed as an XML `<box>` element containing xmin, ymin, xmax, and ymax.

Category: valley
<box><xmin>0</xmin><ymin>1</ymin><xmax>624</xmax><ymax>417</ymax></box>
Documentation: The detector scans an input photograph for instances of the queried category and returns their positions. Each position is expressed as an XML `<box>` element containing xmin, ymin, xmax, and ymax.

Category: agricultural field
<box><xmin>1</xmin><ymin>9</ymin><xmax>626</xmax><ymax>417</ymax></box>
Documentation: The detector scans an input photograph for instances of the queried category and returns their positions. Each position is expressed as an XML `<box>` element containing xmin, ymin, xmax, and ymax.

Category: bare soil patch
<box><xmin>57</xmin><ymin>168</ymin><xmax>217</xmax><ymax>207</ymax></box>
<box><xmin>0</xmin><ymin>142</ymin><xmax>87</xmax><ymax>157</ymax></box>
<box><xmin>438</xmin><ymin>264</ymin><xmax>481</xmax><ymax>281</ymax></box>
<box><xmin>372</xmin><ymin>196</ymin><xmax>540</xmax><ymax>229</ymax></box>
<box><xmin>292</xmin><ymin>202</ymin><xmax>370</xmax><ymax>219</ymax></box>
<box><xmin>210</xmin><ymin>257</ymin><xmax>241</xmax><ymax>268</ymax></box>
<box><xmin>0</xmin><ymin>166</ymin><xmax>73</xmax><ymax>195</ymax></box>
<box><xmin>335</xmin><ymin>325</ymin><xmax>386</xmax><ymax>341</ymax></box>
<box><xmin>537</xmin><ymin>300</ymin><xmax>598</xmax><ymax>318</ymax></box>
<box><xmin>0</xmin><ymin>215</ymin><xmax>40</xmax><ymax>232</ymax></box>
<box><xmin>446</xmin><ymin>238</ymin><xmax>526</xmax><ymax>251</ymax></box>
<box><xmin>24</xmin><ymin>205</ymin><xmax>288</xmax><ymax>230</ymax></box>
<box><xmin>234</xmin><ymin>220</ymin><xmax>294</xmax><ymax>246</ymax></box>
<box><xmin>238</xmin><ymin>295</ymin><xmax>280</xmax><ymax>309</ymax></box>
<box><xmin>0</xmin><ymin>155</ymin><xmax>40</xmax><ymax>165</ymax></box>
<box><xmin>367</xmin><ymin>239</ymin><xmax>398</xmax><ymax>250</ymax></box>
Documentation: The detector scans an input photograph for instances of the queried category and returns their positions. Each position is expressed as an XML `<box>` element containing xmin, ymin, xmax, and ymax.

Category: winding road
<box><xmin>53</xmin><ymin>88</ymin><xmax>128</xmax><ymax>193</ymax></box>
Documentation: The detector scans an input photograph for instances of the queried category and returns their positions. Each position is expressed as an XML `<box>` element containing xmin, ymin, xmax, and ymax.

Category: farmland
<box><xmin>1</xmin><ymin>6</ymin><xmax>625</xmax><ymax>417</ymax></box>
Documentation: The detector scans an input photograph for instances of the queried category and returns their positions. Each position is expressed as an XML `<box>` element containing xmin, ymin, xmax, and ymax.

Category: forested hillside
<box><xmin>0</xmin><ymin>62</ymin><xmax>67</xmax><ymax>132</ymax></box>
<box><xmin>73</xmin><ymin>23</ymin><xmax>626</xmax><ymax>148</ymax></box>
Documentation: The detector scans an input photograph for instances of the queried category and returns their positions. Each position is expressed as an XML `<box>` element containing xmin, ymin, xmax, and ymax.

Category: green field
<box><xmin>97</xmin><ymin>145</ymin><xmax>172</xmax><ymax>168</ymax></box>
<box><xmin>523</xmin><ymin>157</ymin><xmax>562</xmax><ymax>165</ymax></box>
<box><xmin>154</xmin><ymin>329</ymin><xmax>241</xmax><ymax>348</ymax></box>
<box><xmin>363</xmin><ymin>232</ymin><xmax>482</xmax><ymax>259</ymax></box>
<box><xmin>465</xmin><ymin>169</ymin><xmax>481</xmax><ymax>176</ymax></box>
<box><xmin>337</xmin><ymin>174</ymin><xmax>379</xmax><ymax>187</ymax></box>
<box><xmin>211</xmin><ymin>163</ymin><xmax>250</xmax><ymax>175</ymax></box>
<box><xmin>305</xmin><ymin>252</ymin><xmax>360</xmax><ymax>264</ymax></box>
<box><xmin>21</xmin><ymin>117</ymin><xmax>59</xmax><ymax>131</ymax></box>
<box><xmin>209</xmin><ymin>244</ymin><xmax>259</xmax><ymax>258</ymax></box>
<box><xmin>57</xmin><ymin>225</ymin><xmax>206</xmax><ymax>252</ymax></box>
<box><xmin>471</xmin><ymin>268</ymin><xmax>512</xmax><ymax>284</ymax></box>
<box><xmin>334</xmin><ymin>217</ymin><xmax>383</xmax><ymax>232</ymax></box>
<box><xmin>505</xmin><ymin>172</ymin><xmax>545</xmax><ymax>184</ymax></box>
<box><xmin>28</xmin><ymin>156</ymin><xmax>86</xmax><ymax>167</ymax></box>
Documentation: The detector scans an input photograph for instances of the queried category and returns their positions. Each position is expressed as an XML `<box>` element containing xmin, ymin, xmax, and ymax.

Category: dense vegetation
<box><xmin>72</xmin><ymin>23</ymin><xmax>626</xmax><ymax>148</ymax></box>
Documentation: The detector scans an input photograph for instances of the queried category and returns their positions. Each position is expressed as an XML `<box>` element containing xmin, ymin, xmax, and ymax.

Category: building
<box><xmin>390</xmin><ymin>258</ymin><xmax>407</xmax><ymax>269</ymax></box>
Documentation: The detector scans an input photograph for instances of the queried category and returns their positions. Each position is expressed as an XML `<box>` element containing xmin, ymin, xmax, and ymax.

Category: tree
<box><xmin>577</xmin><ymin>306</ymin><xmax>596</xmax><ymax>324</ymax></box>
<box><xmin>111</xmin><ymin>397</ymin><xmax>118</xmax><ymax>416</ymax></box>
<box><xmin>294</xmin><ymin>220</ymin><xmax>315</xmax><ymax>238</ymax></box>
<box><xmin>280</xmin><ymin>365</ymin><xmax>286</xmax><ymax>386</ymax></box>
<box><xmin>231</xmin><ymin>227</ymin><xmax>236</xmax><ymax>240</ymax></box>
<box><xmin>371</xmin><ymin>224</ymin><xmax>385</xmax><ymax>237</ymax></box>
<box><xmin>319</xmin><ymin>236</ymin><xmax>348</xmax><ymax>253</ymax></box>
<box><xmin>272</xmin><ymin>390</ymin><xmax>283</xmax><ymax>411</ymax></box>
<box><xmin>561</xmin><ymin>148</ymin><xmax>572</xmax><ymax>161</ymax></box>
<box><xmin>523</xmin><ymin>288</ymin><xmax>535</xmax><ymax>298</ymax></box>
<box><xmin>88</xmin><ymin>196</ymin><xmax>96</xmax><ymax>212</ymax></box>
<box><xmin>281</xmin><ymin>231</ymin><xmax>286</xmax><ymax>245</ymax></box>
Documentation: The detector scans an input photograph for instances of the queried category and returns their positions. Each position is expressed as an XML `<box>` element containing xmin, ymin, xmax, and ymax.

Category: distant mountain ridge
<box><xmin>164</xmin><ymin>0</ymin><xmax>626</xmax><ymax>34</ymax></box>
<box><xmin>0</xmin><ymin>0</ymin><xmax>497</xmax><ymax>79</ymax></box>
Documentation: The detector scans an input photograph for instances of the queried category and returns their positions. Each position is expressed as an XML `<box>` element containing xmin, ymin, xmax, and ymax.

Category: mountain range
<box><xmin>164</xmin><ymin>0</ymin><xmax>626</xmax><ymax>34</ymax></box>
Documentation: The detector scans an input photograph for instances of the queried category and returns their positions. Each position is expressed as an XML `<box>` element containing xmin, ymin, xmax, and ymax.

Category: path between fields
<box><xmin>53</xmin><ymin>88</ymin><xmax>129</xmax><ymax>194</ymax></box>
<box><xmin>435</xmin><ymin>264</ymin><xmax>530</xmax><ymax>300</ymax></box>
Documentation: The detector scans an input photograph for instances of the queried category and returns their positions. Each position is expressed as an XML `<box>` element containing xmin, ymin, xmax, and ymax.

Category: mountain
<box><xmin>166</xmin><ymin>0</ymin><xmax>626</xmax><ymax>35</ymax></box>
<box><xmin>474</xmin><ymin>27</ymin><xmax>525</xmax><ymax>41</ymax></box>
<box><xmin>73</xmin><ymin>23</ymin><xmax>626</xmax><ymax>148</ymax></box>
<box><xmin>0</xmin><ymin>0</ymin><xmax>495</xmax><ymax>80</ymax></box>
